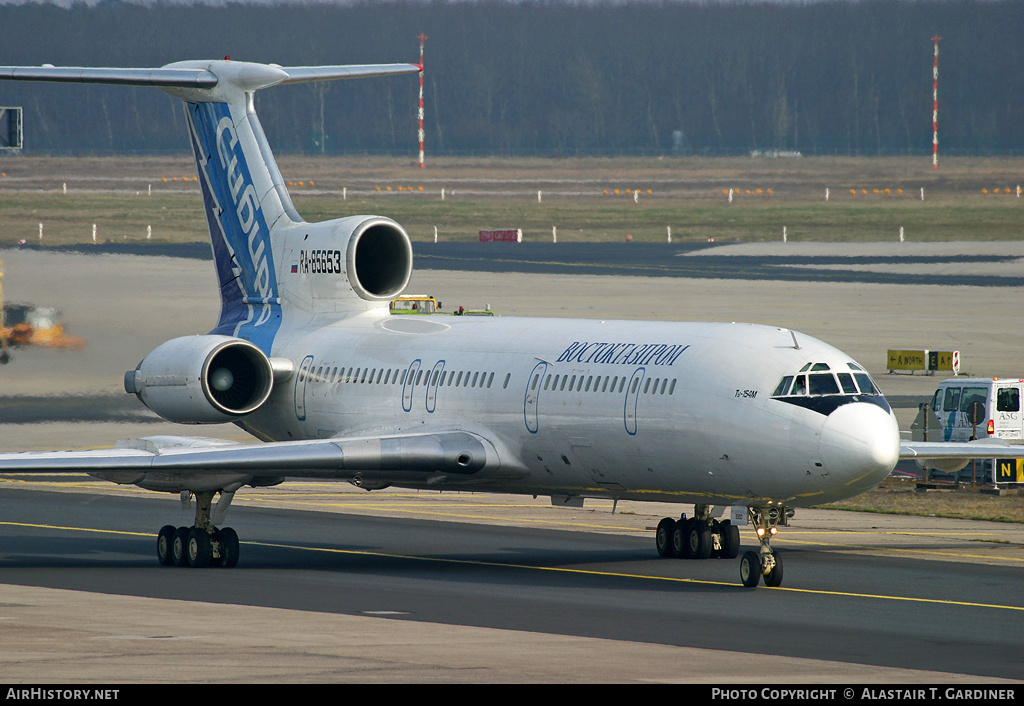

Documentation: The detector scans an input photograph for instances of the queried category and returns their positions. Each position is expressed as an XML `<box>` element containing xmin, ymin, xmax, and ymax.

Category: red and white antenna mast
<box><xmin>932</xmin><ymin>35</ymin><xmax>941</xmax><ymax>169</ymax></box>
<box><xmin>417</xmin><ymin>33</ymin><xmax>427</xmax><ymax>169</ymax></box>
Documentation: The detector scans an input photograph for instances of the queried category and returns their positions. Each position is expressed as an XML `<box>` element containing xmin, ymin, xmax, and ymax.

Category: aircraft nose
<box><xmin>819</xmin><ymin>402</ymin><xmax>900</xmax><ymax>489</ymax></box>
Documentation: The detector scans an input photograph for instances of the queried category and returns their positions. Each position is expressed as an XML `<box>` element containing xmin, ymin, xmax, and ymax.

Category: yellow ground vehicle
<box><xmin>389</xmin><ymin>295</ymin><xmax>440</xmax><ymax>315</ymax></box>
<box><xmin>389</xmin><ymin>295</ymin><xmax>496</xmax><ymax>317</ymax></box>
<box><xmin>0</xmin><ymin>260</ymin><xmax>85</xmax><ymax>363</ymax></box>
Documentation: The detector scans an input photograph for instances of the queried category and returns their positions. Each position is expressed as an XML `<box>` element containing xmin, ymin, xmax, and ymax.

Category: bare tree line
<box><xmin>0</xmin><ymin>0</ymin><xmax>1021</xmax><ymax>156</ymax></box>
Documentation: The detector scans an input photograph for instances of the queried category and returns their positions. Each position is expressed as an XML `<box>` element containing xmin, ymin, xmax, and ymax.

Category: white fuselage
<box><xmin>240</xmin><ymin>312</ymin><xmax>901</xmax><ymax>507</ymax></box>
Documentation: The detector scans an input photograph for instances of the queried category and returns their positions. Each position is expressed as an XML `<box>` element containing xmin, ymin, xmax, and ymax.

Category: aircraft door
<box><xmin>402</xmin><ymin>359</ymin><xmax>422</xmax><ymax>412</ymax></box>
<box><xmin>624</xmin><ymin>367</ymin><xmax>645</xmax><ymax>435</ymax></box>
<box><xmin>294</xmin><ymin>355</ymin><xmax>314</xmax><ymax>421</ymax></box>
<box><xmin>524</xmin><ymin>362</ymin><xmax>547</xmax><ymax>433</ymax></box>
<box><xmin>425</xmin><ymin>360</ymin><xmax>445</xmax><ymax>413</ymax></box>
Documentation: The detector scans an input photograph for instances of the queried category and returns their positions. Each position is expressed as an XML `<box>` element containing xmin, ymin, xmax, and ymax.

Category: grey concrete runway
<box><xmin>1</xmin><ymin>243</ymin><xmax>1023</xmax><ymax>683</ymax></box>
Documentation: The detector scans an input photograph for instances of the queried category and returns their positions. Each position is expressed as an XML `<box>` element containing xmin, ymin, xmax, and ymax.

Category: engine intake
<box><xmin>125</xmin><ymin>335</ymin><xmax>274</xmax><ymax>424</ymax></box>
<box><xmin>346</xmin><ymin>217</ymin><xmax>413</xmax><ymax>301</ymax></box>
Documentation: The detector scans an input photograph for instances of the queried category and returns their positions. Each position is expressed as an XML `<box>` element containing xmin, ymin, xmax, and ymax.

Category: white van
<box><xmin>928</xmin><ymin>378</ymin><xmax>1024</xmax><ymax>443</ymax></box>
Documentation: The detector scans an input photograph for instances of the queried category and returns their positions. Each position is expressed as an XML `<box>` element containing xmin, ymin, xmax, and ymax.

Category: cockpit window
<box><xmin>791</xmin><ymin>375</ymin><xmax>807</xmax><ymax>395</ymax></box>
<box><xmin>799</xmin><ymin>363</ymin><xmax>811</xmax><ymax>372</ymax></box>
<box><xmin>810</xmin><ymin>363</ymin><xmax>831</xmax><ymax>371</ymax></box>
<box><xmin>773</xmin><ymin>368</ymin><xmax>882</xmax><ymax>398</ymax></box>
<box><xmin>854</xmin><ymin>373</ymin><xmax>878</xmax><ymax>395</ymax></box>
<box><xmin>848</xmin><ymin>362</ymin><xmax>864</xmax><ymax>371</ymax></box>
<box><xmin>837</xmin><ymin>372</ymin><xmax>858</xmax><ymax>394</ymax></box>
<box><xmin>809</xmin><ymin>373</ymin><xmax>840</xmax><ymax>395</ymax></box>
<box><xmin>772</xmin><ymin>376</ymin><xmax>794</xmax><ymax>396</ymax></box>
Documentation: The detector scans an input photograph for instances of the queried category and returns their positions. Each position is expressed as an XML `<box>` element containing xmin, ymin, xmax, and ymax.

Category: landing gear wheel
<box><xmin>215</xmin><ymin>527</ymin><xmax>240</xmax><ymax>568</ymax></box>
<box><xmin>655</xmin><ymin>518</ymin><xmax>676</xmax><ymax>557</ymax></box>
<box><xmin>671</xmin><ymin>519</ymin><xmax>691</xmax><ymax>558</ymax></box>
<box><xmin>171</xmin><ymin>526</ymin><xmax>190</xmax><ymax>567</ymax></box>
<box><xmin>739</xmin><ymin>550</ymin><xmax>761</xmax><ymax>588</ymax></box>
<box><xmin>156</xmin><ymin>525</ymin><xmax>176</xmax><ymax>566</ymax></box>
<box><xmin>187</xmin><ymin>528</ymin><xmax>212</xmax><ymax>568</ymax></box>
<box><xmin>764</xmin><ymin>552</ymin><xmax>783</xmax><ymax>587</ymax></box>
<box><xmin>720</xmin><ymin>521</ymin><xmax>741</xmax><ymax>559</ymax></box>
<box><xmin>688</xmin><ymin>520</ymin><xmax>713</xmax><ymax>560</ymax></box>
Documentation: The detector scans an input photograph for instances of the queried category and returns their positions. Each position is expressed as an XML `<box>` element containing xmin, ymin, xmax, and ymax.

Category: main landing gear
<box><xmin>655</xmin><ymin>504</ymin><xmax>741</xmax><ymax>561</ymax></box>
<box><xmin>654</xmin><ymin>503</ymin><xmax>791</xmax><ymax>587</ymax></box>
<box><xmin>155</xmin><ymin>490</ymin><xmax>240</xmax><ymax>568</ymax></box>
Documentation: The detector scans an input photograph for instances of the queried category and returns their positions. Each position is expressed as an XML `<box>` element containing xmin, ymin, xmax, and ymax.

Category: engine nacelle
<box><xmin>125</xmin><ymin>335</ymin><xmax>274</xmax><ymax>424</ymax></box>
<box><xmin>346</xmin><ymin>217</ymin><xmax>414</xmax><ymax>302</ymax></box>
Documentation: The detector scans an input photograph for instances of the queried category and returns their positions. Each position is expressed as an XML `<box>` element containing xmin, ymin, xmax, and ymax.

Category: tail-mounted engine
<box><xmin>346</xmin><ymin>217</ymin><xmax>413</xmax><ymax>302</ymax></box>
<box><xmin>124</xmin><ymin>335</ymin><xmax>274</xmax><ymax>424</ymax></box>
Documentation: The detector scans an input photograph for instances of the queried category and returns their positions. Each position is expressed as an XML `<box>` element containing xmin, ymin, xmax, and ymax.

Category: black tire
<box><xmin>672</xmin><ymin>519</ymin><xmax>691</xmax><ymax>559</ymax></box>
<box><xmin>655</xmin><ymin>518</ymin><xmax>676</xmax><ymax>558</ymax></box>
<box><xmin>764</xmin><ymin>552</ymin><xmax>784</xmax><ymax>587</ymax></box>
<box><xmin>739</xmin><ymin>550</ymin><xmax>761</xmax><ymax>588</ymax></box>
<box><xmin>720</xmin><ymin>521</ymin><xmax>741</xmax><ymax>559</ymax></box>
<box><xmin>188</xmin><ymin>528</ymin><xmax>212</xmax><ymax>568</ymax></box>
<box><xmin>215</xmin><ymin>527</ymin><xmax>240</xmax><ymax>568</ymax></box>
<box><xmin>688</xmin><ymin>519</ymin><xmax>713</xmax><ymax>560</ymax></box>
<box><xmin>171</xmin><ymin>526</ymin><xmax>190</xmax><ymax>567</ymax></box>
<box><xmin>156</xmin><ymin>525</ymin><xmax>176</xmax><ymax>566</ymax></box>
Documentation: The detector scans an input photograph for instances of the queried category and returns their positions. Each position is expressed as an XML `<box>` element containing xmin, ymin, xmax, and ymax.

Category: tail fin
<box><xmin>0</xmin><ymin>60</ymin><xmax>420</xmax><ymax>352</ymax></box>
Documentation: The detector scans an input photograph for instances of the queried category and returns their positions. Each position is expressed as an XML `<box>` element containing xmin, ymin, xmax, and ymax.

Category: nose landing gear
<box><xmin>739</xmin><ymin>504</ymin><xmax>790</xmax><ymax>587</ymax></box>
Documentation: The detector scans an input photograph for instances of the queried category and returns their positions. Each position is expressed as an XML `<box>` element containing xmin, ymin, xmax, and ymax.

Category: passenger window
<box><xmin>585</xmin><ymin>376</ymin><xmax>592</xmax><ymax>392</ymax></box>
<box><xmin>503</xmin><ymin>373</ymin><xmax>511</xmax><ymax>389</ymax></box>
<box><xmin>487</xmin><ymin>372</ymin><xmax>494</xmax><ymax>388</ymax></box>
<box><xmin>431</xmin><ymin>370</ymin><xmax>439</xmax><ymax>386</ymax></box>
<box><xmin>660</xmin><ymin>379</ymin><xmax>668</xmax><ymax>394</ymax></box>
<box><xmin>837</xmin><ymin>373</ymin><xmax>857</xmax><ymax>394</ymax></box>
<box><xmin>809</xmin><ymin>374</ymin><xmax>839</xmax><ymax>396</ymax></box>
<box><xmin>630</xmin><ymin>378</ymin><xmax>639</xmax><ymax>394</ymax></box>
<box><xmin>531</xmin><ymin>374</ymin><xmax>540</xmax><ymax>391</ymax></box>
<box><xmin>668</xmin><ymin>379</ymin><xmax>677</xmax><ymax>395</ymax></box>
<box><xmin>543</xmin><ymin>374</ymin><xmax>550</xmax><ymax>390</ymax></box>
<box><xmin>942</xmin><ymin>387</ymin><xmax>960</xmax><ymax>412</ymax></box>
<box><xmin>643</xmin><ymin>379</ymin><xmax>651</xmax><ymax>394</ymax></box>
<box><xmin>376</xmin><ymin>369</ymin><xmax>383</xmax><ymax>384</ymax></box>
<box><xmin>997</xmin><ymin>388</ymin><xmax>1020</xmax><ymax>412</ymax></box>
<box><xmin>772</xmin><ymin>376</ymin><xmax>793</xmax><ymax>396</ymax></box>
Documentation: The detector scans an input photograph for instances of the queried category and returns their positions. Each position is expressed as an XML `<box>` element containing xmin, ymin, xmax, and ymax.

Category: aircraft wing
<box><xmin>900</xmin><ymin>439</ymin><xmax>1024</xmax><ymax>461</ymax></box>
<box><xmin>0</xmin><ymin>431</ymin><xmax>491</xmax><ymax>478</ymax></box>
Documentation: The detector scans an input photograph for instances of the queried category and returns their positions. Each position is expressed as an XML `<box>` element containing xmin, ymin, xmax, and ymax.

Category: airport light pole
<box><xmin>932</xmin><ymin>35</ymin><xmax>941</xmax><ymax>169</ymax></box>
<box><xmin>418</xmin><ymin>33</ymin><xmax>427</xmax><ymax>169</ymax></box>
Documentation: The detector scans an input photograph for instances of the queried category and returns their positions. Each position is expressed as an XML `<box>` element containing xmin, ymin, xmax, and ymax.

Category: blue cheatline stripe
<box><xmin>185</xmin><ymin>101</ymin><xmax>282</xmax><ymax>354</ymax></box>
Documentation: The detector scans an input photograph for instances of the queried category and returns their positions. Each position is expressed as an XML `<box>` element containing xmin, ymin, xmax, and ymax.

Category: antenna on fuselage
<box><xmin>789</xmin><ymin>330</ymin><xmax>801</xmax><ymax>350</ymax></box>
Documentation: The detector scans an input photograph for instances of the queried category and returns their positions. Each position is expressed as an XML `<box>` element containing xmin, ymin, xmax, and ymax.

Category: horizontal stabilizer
<box><xmin>0</xmin><ymin>62</ymin><xmax>420</xmax><ymax>91</ymax></box>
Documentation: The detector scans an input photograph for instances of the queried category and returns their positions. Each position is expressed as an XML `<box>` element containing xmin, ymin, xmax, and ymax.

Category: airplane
<box><xmin>1</xmin><ymin>59</ymin><xmax>1020</xmax><ymax>588</ymax></box>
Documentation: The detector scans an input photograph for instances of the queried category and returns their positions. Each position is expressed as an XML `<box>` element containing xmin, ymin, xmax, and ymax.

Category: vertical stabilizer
<box><xmin>0</xmin><ymin>59</ymin><xmax>420</xmax><ymax>350</ymax></box>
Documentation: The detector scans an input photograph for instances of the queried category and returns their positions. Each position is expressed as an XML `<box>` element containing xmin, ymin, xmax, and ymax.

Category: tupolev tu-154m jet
<box><xmin>1</xmin><ymin>60</ymin><xmax>1019</xmax><ymax>587</ymax></box>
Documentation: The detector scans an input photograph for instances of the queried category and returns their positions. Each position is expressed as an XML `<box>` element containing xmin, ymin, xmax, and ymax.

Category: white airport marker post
<box><xmin>147</xmin><ymin>225</ymin><xmax>152</xmax><ymax>240</ymax></box>
<box><xmin>552</xmin><ymin>226</ymin><xmax>557</xmax><ymax>243</ymax></box>
<box><xmin>899</xmin><ymin>226</ymin><xmax>904</xmax><ymax>243</ymax></box>
<box><xmin>343</xmin><ymin>187</ymin><xmax>347</xmax><ymax>201</ymax></box>
<box><xmin>92</xmin><ymin>224</ymin><xmax>97</xmax><ymax>243</ymax></box>
<box><xmin>441</xmin><ymin>188</ymin><xmax>445</xmax><ymax>201</ymax></box>
<box><xmin>62</xmin><ymin>182</ymin><xmax>66</xmax><ymax>195</ymax></box>
<box><xmin>728</xmin><ymin>189</ymin><xmax>734</xmax><ymax>204</ymax></box>
<box><xmin>433</xmin><ymin>226</ymin><xmax>438</xmax><ymax>243</ymax></box>
<box><xmin>38</xmin><ymin>223</ymin><xmax>43</xmax><ymax>242</ymax></box>
<box><xmin>538</xmin><ymin>190</ymin><xmax>542</xmax><ymax>203</ymax></box>
<box><xmin>825</xmin><ymin>187</ymin><xmax>830</xmax><ymax>202</ymax></box>
<box><xmin>667</xmin><ymin>226</ymin><xmax>672</xmax><ymax>243</ymax></box>
<box><xmin>783</xmin><ymin>226</ymin><xmax>787</xmax><ymax>243</ymax></box>
<box><xmin>921</xmin><ymin>187</ymin><xmax>925</xmax><ymax>201</ymax></box>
